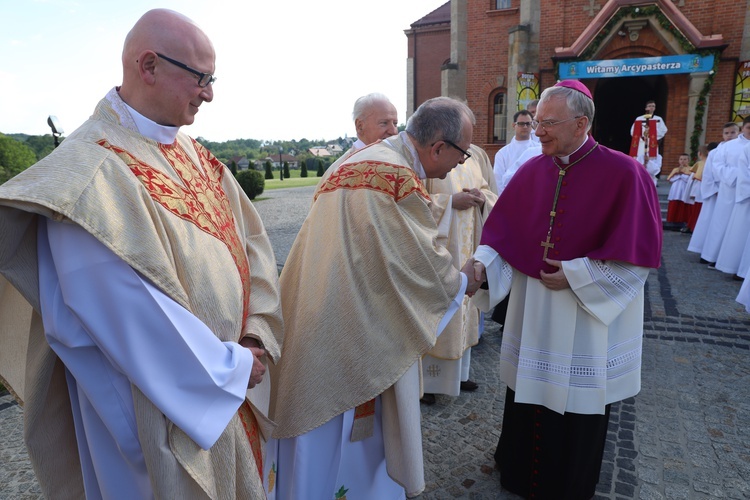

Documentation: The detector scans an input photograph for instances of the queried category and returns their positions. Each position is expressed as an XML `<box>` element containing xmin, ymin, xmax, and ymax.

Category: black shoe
<box><xmin>733</xmin><ymin>274</ymin><xmax>744</xmax><ymax>281</ymax></box>
<box><xmin>460</xmin><ymin>380</ymin><xmax>479</xmax><ymax>392</ymax></box>
<box><xmin>700</xmin><ymin>258</ymin><xmax>710</xmax><ymax>264</ymax></box>
<box><xmin>420</xmin><ymin>393</ymin><xmax>436</xmax><ymax>405</ymax></box>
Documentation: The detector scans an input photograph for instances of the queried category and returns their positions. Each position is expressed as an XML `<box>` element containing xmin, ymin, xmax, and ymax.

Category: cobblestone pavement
<box><xmin>2</xmin><ymin>185</ymin><xmax>749</xmax><ymax>499</ymax></box>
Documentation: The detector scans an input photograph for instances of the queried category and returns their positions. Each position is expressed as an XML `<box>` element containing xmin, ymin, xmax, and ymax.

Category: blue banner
<box><xmin>559</xmin><ymin>54</ymin><xmax>714</xmax><ymax>79</ymax></box>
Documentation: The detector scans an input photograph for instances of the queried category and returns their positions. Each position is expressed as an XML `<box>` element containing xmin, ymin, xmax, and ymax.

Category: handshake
<box><xmin>460</xmin><ymin>258</ymin><xmax>486</xmax><ymax>296</ymax></box>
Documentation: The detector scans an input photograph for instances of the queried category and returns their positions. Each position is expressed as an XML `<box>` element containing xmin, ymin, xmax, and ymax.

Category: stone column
<box><xmin>685</xmin><ymin>72</ymin><xmax>709</xmax><ymax>155</ymax></box>
<box><xmin>506</xmin><ymin>0</ymin><xmax>540</xmax><ymax>130</ymax></box>
<box><xmin>442</xmin><ymin>0</ymin><xmax>467</xmax><ymax>99</ymax></box>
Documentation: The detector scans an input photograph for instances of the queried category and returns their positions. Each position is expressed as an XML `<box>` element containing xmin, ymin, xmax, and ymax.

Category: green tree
<box><xmin>236</xmin><ymin>170</ymin><xmax>265</xmax><ymax>200</ymax></box>
<box><xmin>0</xmin><ymin>134</ymin><xmax>37</xmax><ymax>184</ymax></box>
<box><xmin>300</xmin><ymin>159</ymin><xmax>308</xmax><ymax>177</ymax></box>
<box><xmin>283</xmin><ymin>161</ymin><xmax>290</xmax><ymax>178</ymax></box>
<box><xmin>22</xmin><ymin>134</ymin><xmax>56</xmax><ymax>160</ymax></box>
<box><xmin>264</xmin><ymin>160</ymin><xmax>274</xmax><ymax>180</ymax></box>
<box><xmin>316</xmin><ymin>159</ymin><xmax>325</xmax><ymax>177</ymax></box>
<box><xmin>230</xmin><ymin>160</ymin><xmax>238</xmax><ymax>176</ymax></box>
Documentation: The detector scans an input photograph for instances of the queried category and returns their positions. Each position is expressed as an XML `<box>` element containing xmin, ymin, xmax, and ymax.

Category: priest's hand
<box><xmin>247</xmin><ymin>347</ymin><xmax>267</xmax><ymax>388</ymax></box>
<box><xmin>240</xmin><ymin>337</ymin><xmax>267</xmax><ymax>388</ymax></box>
<box><xmin>453</xmin><ymin>190</ymin><xmax>483</xmax><ymax>210</ymax></box>
<box><xmin>463</xmin><ymin>188</ymin><xmax>486</xmax><ymax>209</ymax></box>
<box><xmin>461</xmin><ymin>258</ymin><xmax>486</xmax><ymax>296</ymax></box>
<box><xmin>539</xmin><ymin>258</ymin><xmax>570</xmax><ymax>290</ymax></box>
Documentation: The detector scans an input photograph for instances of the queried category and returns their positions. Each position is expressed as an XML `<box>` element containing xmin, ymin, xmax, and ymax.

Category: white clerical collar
<box><xmin>353</xmin><ymin>138</ymin><xmax>366</xmax><ymax>150</ymax></box>
<box><xmin>123</xmin><ymin>103</ymin><xmax>180</xmax><ymax>144</ymax></box>
<box><xmin>555</xmin><ymin>137</ymin><xmax>588</xmax><ymax>165</ymax></box>
<box><xmin>388</xmin><ymin>131</ymin><xmax>426</xmax><ymax>179</ymax></box>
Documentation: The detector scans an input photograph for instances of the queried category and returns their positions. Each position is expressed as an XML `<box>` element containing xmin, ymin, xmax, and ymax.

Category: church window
<box><xmin>495</xmin><ymin>0</ymin><xmax>511</xmax><ymax>9</ymax></box>
<box><xmin>493</xmin><ymin>92</ymin><xmax>507</xmax><ymax>143</ymax></box>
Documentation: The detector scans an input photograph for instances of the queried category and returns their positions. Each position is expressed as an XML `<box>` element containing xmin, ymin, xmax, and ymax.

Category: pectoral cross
<box><xmin>541</xmin><ymin>233</ymin><xmax>555</xmax><ymax>260</ymax></box>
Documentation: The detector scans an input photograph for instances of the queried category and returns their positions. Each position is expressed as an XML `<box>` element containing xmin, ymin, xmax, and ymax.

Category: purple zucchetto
<box><xmin>554</xmin><ymin>79</ymin><xmax>592</xmax><ymax>100</ymax></box>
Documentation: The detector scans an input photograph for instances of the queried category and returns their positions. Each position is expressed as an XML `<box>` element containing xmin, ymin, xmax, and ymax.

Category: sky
<box><xmin>1</xmin><ymin>0</ymin><xmax>448</xmax><ymax>143</ymax></box>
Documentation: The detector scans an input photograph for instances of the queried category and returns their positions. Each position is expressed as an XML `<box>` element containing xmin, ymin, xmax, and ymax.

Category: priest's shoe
<box><xmin>420</xmin><ymin>393</ymin><xmax>436</xmax><ymax>405</ymax></box>
<box><xmin>460</xmin><ymin>380</ymin><xmax>479</xmax><ymax>392</ymax></box>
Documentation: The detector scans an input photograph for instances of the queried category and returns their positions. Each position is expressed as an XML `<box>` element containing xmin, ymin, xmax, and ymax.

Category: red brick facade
<box><xmin>406</xmin><ymin>0</ymin><xmax>749</xmax><ymax>175</ymax></box>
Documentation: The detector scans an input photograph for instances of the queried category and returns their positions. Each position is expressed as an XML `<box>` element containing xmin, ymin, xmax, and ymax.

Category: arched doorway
<box><xmin>593</xmin><ymin>75</ymin><xmax>668</xmax><ymax>155</ymax></box>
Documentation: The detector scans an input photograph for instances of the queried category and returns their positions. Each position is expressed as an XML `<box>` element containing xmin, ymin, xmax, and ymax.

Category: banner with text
<box><xmin>516</xmin><ymin>73</ymin><xmax>540</xmax><ymax>111</ymax></box>
<box><xmin>559</xmin><ymin>54</ymin><xmax>714</xmax><ymax>80</ymax></box>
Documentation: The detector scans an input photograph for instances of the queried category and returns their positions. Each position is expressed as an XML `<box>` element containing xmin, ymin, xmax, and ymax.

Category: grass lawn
<box><xmin>260</xmin><ymin>168</ymin><xmax>323</xmax><ymax>190</ymax></box>
<box><xmin>264</xmin><ymin>176</ymin><xmax>320</xmax><ymax>190</ymax></box>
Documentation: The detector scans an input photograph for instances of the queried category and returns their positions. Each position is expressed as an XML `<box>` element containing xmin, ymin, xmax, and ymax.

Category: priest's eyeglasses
<box><xmin>156</xmin><ymin>53</ymin><xmax>216</xmax><ymax>88</ymax></box>
<box><xmin>443</xmin><ymin>140</ymin><xmax>472</xmax><ymax>160</ymax></box>
<box><xmin>532</xmin><ymin>116</ymin><xmax>583</xmax><ymax>131</ymax></box>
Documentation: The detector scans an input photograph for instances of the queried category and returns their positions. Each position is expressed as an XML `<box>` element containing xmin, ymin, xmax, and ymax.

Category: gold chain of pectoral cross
<box><xmin>541</xmin><ymin>142</ymin><xmax>599</xmax><ymax>261</ymax></box>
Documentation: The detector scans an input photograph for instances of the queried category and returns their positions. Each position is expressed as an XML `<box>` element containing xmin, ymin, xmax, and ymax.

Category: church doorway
<box><xmin>593</xmin><ymin>75</ymin><xmax>668</xmax><ymax>155</ymax></box>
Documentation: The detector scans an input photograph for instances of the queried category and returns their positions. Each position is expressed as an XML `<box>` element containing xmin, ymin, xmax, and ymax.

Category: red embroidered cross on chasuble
<box><xmin>97</xmin><ymin>138</ymin><xmax>263</xmax><ymax>477</ymax></box>
<box><xmin>316</xmin><ymin>161</ymin><xmax>431</xmax><ymax>203</ymax></box>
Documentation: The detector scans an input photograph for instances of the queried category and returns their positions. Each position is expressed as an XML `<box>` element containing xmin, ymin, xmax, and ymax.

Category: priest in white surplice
<box><xmin>471</xmin><ymin>81</ymin><xmax>662</xmax><ymax>499</ymax></box>
<box><xmin>266</xmin><ymin>97</ymin><xmax>483</xmax><ymax>499</ymax></box>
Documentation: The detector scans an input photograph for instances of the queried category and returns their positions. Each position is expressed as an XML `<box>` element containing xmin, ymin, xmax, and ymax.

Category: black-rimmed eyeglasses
<box><xmin>156</xmin><ymin>53</ymin><xmax>216</xmax><ymax>88</ymax></box>
<box><xmin>443</xmin><ymin>139</ymin><xmax>472</xmax><ymax>160</ymax></box>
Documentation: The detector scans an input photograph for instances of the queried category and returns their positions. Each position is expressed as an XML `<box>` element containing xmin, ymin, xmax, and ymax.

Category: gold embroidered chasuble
<box><xmin>424</xmin><ymin>144</ymin><xmax>498</xmax><ymax>360</ymax></box>
<box><xmin>0</xmin><ymin>93</ymin><xmax>282</xmax><ymax>499</ymax></box>
<box><xmin>270</xmin><ymin>134</ymin><xmax>462</xmax><ymax>439</ymax></box>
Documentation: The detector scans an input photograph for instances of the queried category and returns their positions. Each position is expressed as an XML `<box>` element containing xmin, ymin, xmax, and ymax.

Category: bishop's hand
<box><xmin>539</xmin><ymin>258</ymin><xmax>570</xmax><ymax>290</ymax></box>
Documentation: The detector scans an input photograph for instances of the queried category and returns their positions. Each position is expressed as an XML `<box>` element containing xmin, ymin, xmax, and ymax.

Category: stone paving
<box><xmin>2</xmin><ymin>184</ymin><xmax>749</xmax><ymax>499</ymax></box>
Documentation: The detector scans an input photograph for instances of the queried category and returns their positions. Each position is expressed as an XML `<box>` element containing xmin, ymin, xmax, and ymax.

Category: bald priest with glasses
<box><xmin>471</xmin><ymin>80</ymin><xmax>662</xmax><ymax>499</ymax></box>
<box><xmin>0</xmin><ymin>9</ymin><xmax>283</xmax><ymax>499</ymax></box>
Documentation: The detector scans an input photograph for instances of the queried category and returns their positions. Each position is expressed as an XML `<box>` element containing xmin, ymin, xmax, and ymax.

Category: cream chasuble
<box><xmin>0</xmin><ymin>88</ymin><xmax>283</xmax><ymax>499</ymax></box>
<box><xmin>267</xmin><ymin>132</ymin><xmax>464</xmax><ymax>499</ymax></box>
<box><xmin>422</xmin><ymin>145</ymin><xmax>498</xmax><ymax>396</ymax></box>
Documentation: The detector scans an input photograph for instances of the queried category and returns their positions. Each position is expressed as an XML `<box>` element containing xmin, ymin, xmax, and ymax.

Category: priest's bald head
<box><xmin>119</xmin><ymin>9</ymin><xmax>216</xmax><ymax>128</ymax></box>
<box><xmin>406</xmin><ymin>97</ymin><xmax>475</xmax><ymax>180</ymax></box>
<box><xmin>534</xmin><ymin>81</ymin><xmax>595</xmax><ymax>157</ymax></box>
<box><xmin>352</xmin><ymin>93</ymin><xmax>399</xmax><ymax>145</ymax></box>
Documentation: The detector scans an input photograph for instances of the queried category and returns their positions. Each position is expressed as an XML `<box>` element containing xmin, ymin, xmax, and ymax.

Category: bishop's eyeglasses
<box><xmin>532</xmin><ymin>116</ymin><xmax>583</xmax><ymax>131</ymax></box>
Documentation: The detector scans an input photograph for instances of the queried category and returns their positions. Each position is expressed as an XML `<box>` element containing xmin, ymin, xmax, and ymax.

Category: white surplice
<box><xmin>715</xmin><ymin>143</ymin><xmax>750</xmax><ymax>274</ymax></box>
<box><xmin>689</xmin><ymin>148</ymin><xmax>721</xmax><ymax>254</ymax></box>
<box><xmin>472</xmin><ymin>245</ymin><xmax>649</xmax><ymax>415</ymax></box>
<box><xmin>737</xmin><ymin>275</ymin><xmax>750</xmax><ymax>312</ymax></box>
<box><xmin>493</xmin><ymin>137</ymin><xmax>537</xmax><ymax>191</ymax></box>
<box><xmin>702</xmin><ymin>135</ymin><xmax>750</xmax><ymax>262</ymax></box>
<box><xmin>500</xmin><ymin>145</ymin><xmax>543</xmax><ymax>194</ymax></box>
